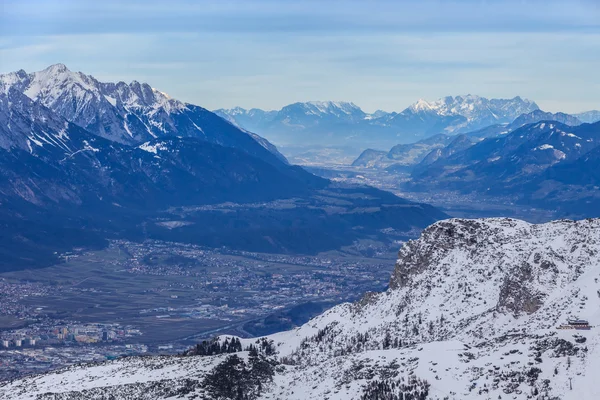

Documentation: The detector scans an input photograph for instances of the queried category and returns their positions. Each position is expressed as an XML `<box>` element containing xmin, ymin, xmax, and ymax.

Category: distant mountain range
<box><xmin>574</xmin><ymin>110</ymin><xmax>600</xmax><ymax>123</ymax></box>
<box><xmin>215</xmin><ymin>96</ymin><xmax>599</xmax><ymax>148</ymax></box>
<box><xmin>0</xmin><ymin>65</ymin><xmax>446</xmax><ymax>270</ymax></box>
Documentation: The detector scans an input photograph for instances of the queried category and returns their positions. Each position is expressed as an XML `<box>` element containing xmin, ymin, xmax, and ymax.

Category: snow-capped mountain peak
<box><xmin>399</xmin><ymin>95</ymin><xmax>539</xmax><ymax>134</ymax></box>
<box><xmin>405</xmin><ymin>94</ymin><xmax>538</xmax><ymax>119</ymax></box>
<box><xmin>408</xmin><ymin>98</ymin><xmax>435</xmax><ymax>113</ymax></box>
<box><xmin>287</xmin><ymin>100</ymin><xmax>364</xmax><ymax>118</ymax></box>
<box><xmin>21</xmin><ymin>63</ymin><xmax>100</xmax><ymax>103</ymax></box>
<box><xmin>0</xmin><ymin>64</ymin><xmax>191</xmax><ymax>143</ymax></box>
<box><xmin>214</xmin><ymin>95</ymin><xmax>545</xmax><ymax>147</ymax></box>
<box><xmin>225</xmin><ymin>106</ymin><xmax>250</xmax><ymax>115</ymax></box>
<box><xmin>305</xmin><ymin>100</ymin><xmax>360</xmax><ymax>114</ymax></box>
<box><xmin>0</xmin><ymin>64</ymin><xmax>287</xmax><ymax>165</ymax></box>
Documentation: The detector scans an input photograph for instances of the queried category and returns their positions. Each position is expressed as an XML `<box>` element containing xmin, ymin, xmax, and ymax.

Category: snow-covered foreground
<box><xmin>1</xmin><ymin>218</ymin><xmax>599</xmax><ymax>399</ymax></box>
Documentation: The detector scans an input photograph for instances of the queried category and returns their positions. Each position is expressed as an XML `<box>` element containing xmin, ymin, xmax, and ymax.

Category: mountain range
<box><xmin>2</xmin><ymin>64</ymin><xmax>287</xmax><ymax>163</ymax></box>
<box><xmin>4</xmin><ymin>217</ymin><xmax>599</xmax><ymax>399</ymax></box>
<box><xmin>0</xmin><ymin>64</ymin><xmax>446</xmax><ymax>270</ymax></box>
<box><xmin>351</xmin><ymin>109</ymin><xmax>586</xmax><ymax>170</ymax></box>
<box><xmin>215</xmin><ymin>96</ymin><xmax>599</xmax><ymax>149</ymax></box>
<box><xmin>574</xmin><ymin>110</ymin><xmax>600</xmax><ymax>123</ymax></box>
<box><xmin>409</xmin><ymin>120</ymin><xmax>600</xmax><ymax>217</ymax></box>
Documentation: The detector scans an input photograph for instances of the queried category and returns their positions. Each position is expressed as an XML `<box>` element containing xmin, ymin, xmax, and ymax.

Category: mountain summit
<box><xmin>402</xmin><ymin>95</ymin><xmax>538</xmax><ymax>127</ymax></box>
<box><xmin>1</xmin><ymin>64</ymin><xmax>184</xmax><ymax>144</ymax></box>
<box><xmin>0</xmin><ymin>64</ymin><xmax>287</xmax><ymax>165</ymax></box>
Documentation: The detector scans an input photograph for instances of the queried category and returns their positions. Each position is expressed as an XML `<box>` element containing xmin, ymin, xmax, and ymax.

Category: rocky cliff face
<box><xmin>2</xmin><ymin>217</ymin><xmax>599</xmax><ymax>399</ymax></box>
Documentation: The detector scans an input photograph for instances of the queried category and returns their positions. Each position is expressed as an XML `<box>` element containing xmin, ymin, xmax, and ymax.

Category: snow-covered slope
<box><xmin>3</xmin><ymin>217</ymin><xmax>599</xmax><ymax>399</ymax></box>
<box><xmin>412</xmin><ymin>121</ymin><xmax>600</xmax><ymax>191</ymax></box>
<box><xmin>0</xmin><ymin>76</ymin><xmax>97</xmax><ymax>156</ymax></box>
<box><xmin>0</xmin><ymin>64</ymin><xmax>184</xmax><ymax>144</ymax></box>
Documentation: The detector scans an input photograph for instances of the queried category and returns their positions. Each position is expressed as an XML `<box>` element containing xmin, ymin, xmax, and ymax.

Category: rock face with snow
<box><xmin>0</xmin><ymin>64</ymin><xmax>287</xmax><ymax>165</ymax></box>
<box><xmin>2</xmin><ymin>64</ymin><xmax>186</xmax><ymax>144</ymax></box>
<box><xmin>0</xmin><ymin>77</ymin><xmax>93</xmax><ymax>156</ymax></box>
<box><xmin>387</xmin><ymin>95</ymin><xmax>540</xmax><ymax>135</ymax></box>
<box><xmin>3</xmin><ymin>217</ymin><xmax>599</xmax><ymax>399</ymax></box>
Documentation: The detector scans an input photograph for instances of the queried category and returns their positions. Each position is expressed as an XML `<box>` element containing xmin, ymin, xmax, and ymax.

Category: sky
<box><xmin>0</xmin><ymin>0</ymin><xmax>599</xmax><ymax>113</ymax></box>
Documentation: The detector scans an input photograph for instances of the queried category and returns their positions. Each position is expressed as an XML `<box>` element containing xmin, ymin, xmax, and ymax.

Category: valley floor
<box><xmin>305</xmin><ymin>165</ymin><xmax>561</xmax><ymax>222</ymax></box>
<box><xmin>0</xmin><ymin>239</ymin><xmax>397</xmax><ymax>381</ymax></box>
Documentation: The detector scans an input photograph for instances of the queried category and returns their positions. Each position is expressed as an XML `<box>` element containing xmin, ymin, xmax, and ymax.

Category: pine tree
<box><xmin>383</xmin><ymin>332</ymin><xmax>392</xmax><ymax>349</ymax></box>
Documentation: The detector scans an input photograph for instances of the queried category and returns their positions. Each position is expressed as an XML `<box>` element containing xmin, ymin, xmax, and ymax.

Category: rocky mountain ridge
<box><xmin>3</xmin><ymin>217</ymin><xmax>599</xmax><ymax>399</ymax></box>
<box><xmin>409</xmin><ymin>120</ymin><xmax>600</xmax><ymax>217</ymax></box>
<box><xmin>351</xmin><ymin>109</ymin><xmax>585</xmax><ymax>170</ymax></box>
<box><xmin>0</xmin><ymin>64</ymin><xmax>287</xmax><ymax>165</ymax></box>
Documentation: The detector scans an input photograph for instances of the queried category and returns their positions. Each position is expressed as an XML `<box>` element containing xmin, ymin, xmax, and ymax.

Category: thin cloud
<box><xmin>0</xmin><ymin>1</ymin><xmax>598</xmax><ymax>113</ymax></box>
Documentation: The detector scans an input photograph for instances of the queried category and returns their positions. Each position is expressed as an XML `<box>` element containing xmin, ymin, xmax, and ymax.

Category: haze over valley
<box><xmin>218</xmin><ymin>96</ymin><xmax>600</xmax><ymax>221</ymax></box>
<box><xmin>1</xmin><ymin>1</ymin><xmax>599</xmax><ymax>399</ymax></box>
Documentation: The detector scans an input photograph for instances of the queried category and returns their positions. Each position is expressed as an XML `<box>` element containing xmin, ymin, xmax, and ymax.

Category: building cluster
<box><xmin>557</xmin><ymin>318</ymin><xmax>592</xmax><ymax>330</ymax></box>
<box><xmin>1</xmin><ymin>338</ymin><xmax>35</xmax><ymax>348</ymax></box>
<box><xmin>0</xmin><ymin>323</ymin><xmax>142</xmax><ymax>350</ymax></box>
<box><xmin>0</xmin><ymin>278</ymin><xmax>53</xmax><ymax>317</ymax></box>
<box><xmin>1</xmin><ymin>239</ymin><xmax>395</xmax><ymax>382</ymax></box>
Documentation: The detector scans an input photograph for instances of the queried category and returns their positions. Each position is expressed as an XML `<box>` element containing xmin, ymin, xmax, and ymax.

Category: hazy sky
<box><xmin>1</xmin><ymin>0</ymin><xmax>599</xmax><ymax>113</ymax></box>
